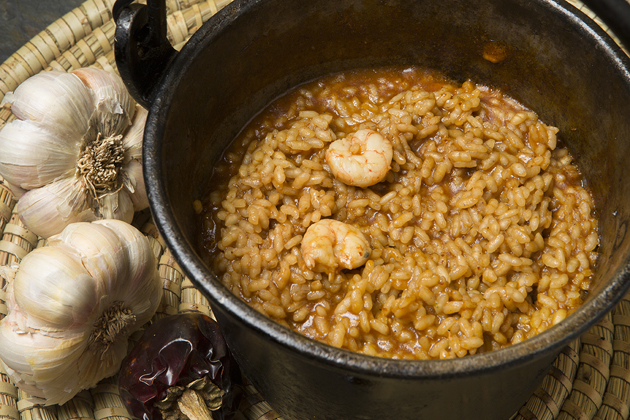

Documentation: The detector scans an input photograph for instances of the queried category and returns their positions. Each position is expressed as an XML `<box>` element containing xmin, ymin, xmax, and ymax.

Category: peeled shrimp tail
<box><xmin>325</xmin><ymin>129</ymin><xmax>393</xmax><ymax>187</ymax></box>
<box><xmin>301</xmin><ymin>219</ymin><xmax>371</xmax><ymax>275</ymax></box>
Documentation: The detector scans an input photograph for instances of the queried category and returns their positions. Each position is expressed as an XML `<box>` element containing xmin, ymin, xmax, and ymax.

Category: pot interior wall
<box><xmin>159</xmin><ymin>0</ymin><xmax>630</xmax><ymax>306</ymax></box>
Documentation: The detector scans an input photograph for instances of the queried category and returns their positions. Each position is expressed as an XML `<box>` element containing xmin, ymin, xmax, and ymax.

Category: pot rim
<box><xmin>143</xmin><ymin>0</ymin><xmax>630</xmax><ymax>379</ymax></box>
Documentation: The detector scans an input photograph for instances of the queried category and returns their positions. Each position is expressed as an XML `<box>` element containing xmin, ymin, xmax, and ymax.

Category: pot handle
<box><xmin>580</xmin><ymin>0</ymin><xmax>630</xmax><ymax>55</ymax></box>
<box><xmin>113</xmin><ymin>0</ymin><xmax>177</xmax><ymax>109</ymax></box>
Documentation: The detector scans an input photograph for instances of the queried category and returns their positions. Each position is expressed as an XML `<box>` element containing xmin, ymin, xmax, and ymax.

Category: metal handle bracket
<box><xmin>114</xmin><ymin>0</ymin><xmax>177</xmax><ymax>109</ymax></box>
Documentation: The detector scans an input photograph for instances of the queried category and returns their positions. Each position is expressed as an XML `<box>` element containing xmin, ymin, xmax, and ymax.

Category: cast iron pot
<box><xmin>114</xmin><ymin>0</ymin><xmax>630</xmax><ymax>419</ymax></box>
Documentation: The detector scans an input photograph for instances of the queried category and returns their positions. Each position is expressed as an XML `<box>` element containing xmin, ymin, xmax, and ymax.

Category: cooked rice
<box><xmin>198</xmin><ymin>67</ymin><xmax>598</xmax><ymax>360</ymax></box>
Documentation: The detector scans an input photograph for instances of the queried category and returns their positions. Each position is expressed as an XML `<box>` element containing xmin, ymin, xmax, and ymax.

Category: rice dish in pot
<box><xmin>196</xmin><ymin>66</ymin><xmax>598</xmax><ymax>360</ymax></box>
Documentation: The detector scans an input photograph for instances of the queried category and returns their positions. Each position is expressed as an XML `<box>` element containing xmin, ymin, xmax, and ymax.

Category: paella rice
<box><xmin>197</xmin><ymin>66</ymin><xmax>598</xmax><ymax>360</ymax></box>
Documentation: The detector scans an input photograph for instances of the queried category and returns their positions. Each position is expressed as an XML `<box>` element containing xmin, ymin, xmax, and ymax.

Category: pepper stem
<box><xmin>156</xmin><ymin>377</ymin><xmax>224</xmax><ymax>420</ymax></box>
<box><xmin>177</xmin><ymin>389</ymin><xmax>212</xmax><ymax>420</ymax></box>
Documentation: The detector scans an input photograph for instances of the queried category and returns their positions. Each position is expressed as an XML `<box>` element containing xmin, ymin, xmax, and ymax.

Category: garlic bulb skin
<box><xmin>0</xmin><ymin>69</ymin><xmax>148</xmax><ymax>238</ymax></box>
<box><xmin>73</xmin><ymin>67</ymin><xmax>135</xmax><ymax>136</ymax></box>
<box><xmin>0</xmin><ymin>219</ymin><xmax>162</xmax><ymax>405</ymax></box>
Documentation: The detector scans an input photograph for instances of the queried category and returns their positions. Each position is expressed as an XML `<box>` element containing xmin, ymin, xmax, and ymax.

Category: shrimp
<box><xmin>325</xmin><ymin>129</ymin><xmax>393</xmax><ymax>187</ymax></box>
<box><xmin>301</xmin><ymin>219</ymin><xmax>371</xmax><ymax>275</ymax></box>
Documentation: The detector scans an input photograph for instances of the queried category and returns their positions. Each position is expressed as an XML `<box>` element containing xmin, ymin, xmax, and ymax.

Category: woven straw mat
<box><xmin>0</xmin><ymin>1</ymin><xmax>628</xmax><ymax>420</ymax></box>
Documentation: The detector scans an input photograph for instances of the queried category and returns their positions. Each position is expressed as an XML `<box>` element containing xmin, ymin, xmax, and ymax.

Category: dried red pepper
<box><xmin>118</xmin><ymin>313</ymin><xmax>242</xmax><ymax>420</ymax></box>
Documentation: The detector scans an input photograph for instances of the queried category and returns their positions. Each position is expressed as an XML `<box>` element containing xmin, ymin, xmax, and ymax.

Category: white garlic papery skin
<box><xmin>0</xmin><ymin>219</ymin><xmax>162</xmax><ymax>405</ymax></box>
<box><xmin>0</xmin><ymin>68</ymin><xmax>149</xmax><ymax>238</ymax></box>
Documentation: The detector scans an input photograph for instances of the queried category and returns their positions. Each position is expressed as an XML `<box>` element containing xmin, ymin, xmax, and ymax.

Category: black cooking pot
<box><xmin>114</xmin><ymin>0</ymin><xmax>630</xmax><ymax>419</ymax></box>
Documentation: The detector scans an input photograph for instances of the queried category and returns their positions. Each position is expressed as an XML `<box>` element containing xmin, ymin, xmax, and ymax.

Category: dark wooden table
<box><xmin>0</xmin><ymin>0</ymin><xmax>86</xmax><ymax>64</ymax></box>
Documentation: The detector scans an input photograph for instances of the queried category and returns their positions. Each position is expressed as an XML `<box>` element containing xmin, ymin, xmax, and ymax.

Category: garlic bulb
<box><xmin>0</xmin><ymin>219</ymin><xmax>162</xmax><ymax>405</ymax></box>
<box><xmin>0</xmin><ymin>68</ymin><xmax>148</xmax><ymax>238</ymax></box>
